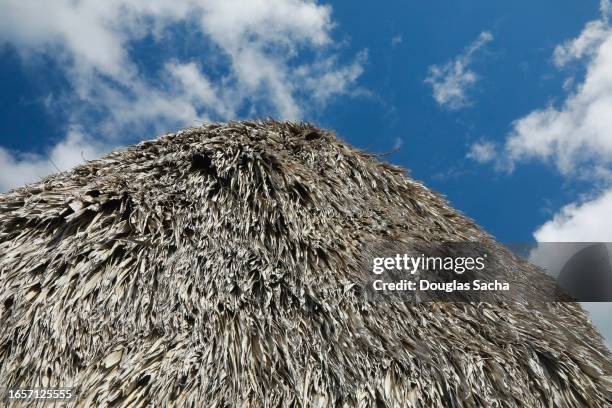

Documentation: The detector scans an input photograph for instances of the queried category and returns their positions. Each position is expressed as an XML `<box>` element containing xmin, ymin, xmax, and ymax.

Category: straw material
<box><xmin>1</xmin><ymin>120</ymin><xmax>611</xmax><ymax>407</ymax></box>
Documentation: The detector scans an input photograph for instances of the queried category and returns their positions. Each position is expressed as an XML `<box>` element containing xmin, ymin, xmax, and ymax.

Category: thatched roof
<box><xmin>0</xmin><ymin>120</ymin><xmax>610</xmax><ymax>407</ymax></box>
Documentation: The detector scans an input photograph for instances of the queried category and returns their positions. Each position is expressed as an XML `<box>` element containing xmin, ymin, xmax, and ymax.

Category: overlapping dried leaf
<box><xmin>0</xmin><ymin>120</ymin><xmax>610</xmax><ymax>407</ymax></box>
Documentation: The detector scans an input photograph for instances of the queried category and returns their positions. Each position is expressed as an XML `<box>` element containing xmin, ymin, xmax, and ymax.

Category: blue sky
<box><xmin>1</xmin><ymin>1</ymin><xmax>612</xmax><ymax>344</ymax></box>
<box><xmin>323</xmin><ymin>1</ymin><xmax>600</xmax><ymax>242</ymax></box>
<box><xmin>0</xmin><ymin>0</ymin><xmax>607</xmax><ymax>242</ymax></box>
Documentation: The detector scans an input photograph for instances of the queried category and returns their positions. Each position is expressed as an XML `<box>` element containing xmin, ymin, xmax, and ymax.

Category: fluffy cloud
<box><xmin>524</xmin><ymin>4</ymin><xmax>612</xmax><ymax>349</ymax></box>
<box><xmin>529</xmin><ymin>189</ymin><xmax>612</xmax><ymax>278</ymax></box>
<box><xmin>0</xmin><ymin>0</ymin><xmax>365</xmax><ymax>191</ymax></box>
<box><xmin>468</xmin><ymin>2</ymin><xmax>612</xmax><ymax>228</ymax></box>
<box><xmin>425</xmin><ymin>31</ymin><xmax>493</xmax><ymax>110</ymax></box>
<box><xmin>534</xmin><ymin>189</ymin><xmax>612</xmax><ymax>242</ymax></box>
<box><xmin>0</xmin><ymin>129</ymin><xmax>107</xmax><ymax>191</ymax></box>
<box><xmin>476</xmin><ymin>2</ymin><xmax>612</xmax><ymax>242</ymax></box>
<box><xmin>493</xmin><ymin>4</ymin><xmax>612</xmax><ymax>178</ymax></box>
<box><xmin>463</xmin><ymin>2</ymin><xmax>612</xmax><ymax>348</ymax></box>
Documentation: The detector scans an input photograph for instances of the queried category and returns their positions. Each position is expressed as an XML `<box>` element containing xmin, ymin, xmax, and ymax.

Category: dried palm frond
<box><xmin>0</xmin><ymin>120</ymin><xmax>610</xmax><ymax>407</ymax></box>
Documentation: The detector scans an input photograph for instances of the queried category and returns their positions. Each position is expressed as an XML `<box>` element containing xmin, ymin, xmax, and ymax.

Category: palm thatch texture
<box><xmin>0</xmin><ymin>120</ymin><xmax>611</xmax><ymax>407</ymax></box>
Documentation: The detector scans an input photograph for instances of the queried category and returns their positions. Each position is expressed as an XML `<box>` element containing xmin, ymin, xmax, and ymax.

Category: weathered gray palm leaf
<box><xmin>0</xmin><ymin>121</ymin><xmax>610</xmax><ymax>407</ymax></box>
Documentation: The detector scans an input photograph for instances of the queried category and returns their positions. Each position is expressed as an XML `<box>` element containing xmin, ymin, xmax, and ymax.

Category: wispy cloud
<box><xmin>602</xmin><ymin>0</ymin><xmax>611</xmax><ymax>23</ymax></box>
<box><xmin>466</xmin><ymin>140</ymin><xmax>496</xmax><ymax>164</ymax></box>
<box><xmin>471</xmin><ymin>1</ymin><xmax>612</xmax><ymax>242</ymax></box>
<box><xmin>391</xmin><ymin>35</ymin><xmax>402</xmax><ymax>47</ymax></box>
<box><xmin>393</xmin><ymin>137</ymin><xmax>404</xmax><ymax>150</ymax></box>
<box><xmin>505</xmin><ymin>2</ymin><xmax>612</xmax><ymax>348</ymax></box>
<box><xmin>425</xmin><ymin>31</ymin><xmax>493</xmax><ymax>110</ymax></box>
<box><xmin>0</xmin><ymin>127</ymin><xmax>106</xmax><ymax>190</ymax></box>
<box><xmin>473</xmin><ymin>1</ymin><xmax>612</xmax><ymax>180</ymax></box>
<box><xmin>0</xmin><ymin>0</ymin><xmax>366</xmax><ymax>191</ymax></box>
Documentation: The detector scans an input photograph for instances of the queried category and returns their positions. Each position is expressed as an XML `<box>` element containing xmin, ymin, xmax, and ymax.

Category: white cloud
<box><xmin>473</xmin><ymin>0</ymin><xmax>612</xmax><ymax>243</ymax></box>
<box><xmin>466</xmin><ymin>140</ymin><xmax>496</xmax><ymax>163</ymax></box>
<box><xmin>295</xmin><ymin>50</ymin><xmax>368</xmax><ymax>104</ymax></box>
<box><xmin>523</xmin><ymin>4</ymin><xmax>612</xmax><ymax>349</ymax></box>
<box><xmin>0</xmin><ymin>0</ymin><xmax>365</xmax><ymax>191</ymax></box>
<box><xmin>529</xmin><ymin>189</ymin><xmax>612</xmax><ymax>277</ymax></box>
<box><xmin>534</xmin><ymin>189</ymin><xmax>612</xmax><ymax>242</ymax></box>
<box><xmin>492</xmin><ymin>5</ymin><xmax>612</xmax><ymax>178</ymax></box>
<box><xmin>602</xmin><ymin>0</ymin><xmax>611</xmax><ymax>23</ymax></box>
<box><xmin>0</xmin><ymin>128</ymin><xmax>107</xmax><ymax>191</ymax></box>
<box><xmin>425</xmin><ymin>31</ymin><xmax>493</xmax><ymax>110</ymax></box>
<box><xmin>166</xmin><ymin>62</ymin><xmax>226</xmax><ymax>114</ymax></box>
<box><xmin>466</xmin><ymin>3</ymin><xmax>612</xmax><ymax>348</ymax></box>
<box><xmin>553</xmin><ymin>20</ymin><xmax>610</xmax><ymax>67</ymax></box>
<box><xmin>391</xmin><ymin>35</ymin><xmax>402</xmax><ymax>47</ymax></box>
